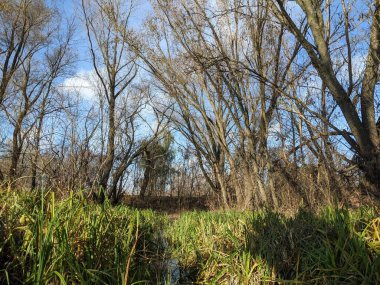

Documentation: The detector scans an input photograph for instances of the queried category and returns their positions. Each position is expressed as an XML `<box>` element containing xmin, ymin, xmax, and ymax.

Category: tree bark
<box><xmin>271</xmin><ymin>0</ymin><xmax>380</xmax><ymax>193</ymax></box>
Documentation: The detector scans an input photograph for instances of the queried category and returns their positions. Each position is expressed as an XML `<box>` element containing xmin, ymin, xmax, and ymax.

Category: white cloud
<box><xmin>61</xmin><ymin>69</ymin><xmax>98</xmax><ymax>101</ymax></box>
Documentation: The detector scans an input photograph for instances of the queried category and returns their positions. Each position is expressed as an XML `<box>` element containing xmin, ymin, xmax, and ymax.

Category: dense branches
<box><xmin>0</xmin><ymin>0</ymin><xmax>378</xmax><ymax>208</ymax></box>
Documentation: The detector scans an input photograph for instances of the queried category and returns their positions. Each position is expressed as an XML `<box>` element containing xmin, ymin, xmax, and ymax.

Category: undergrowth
<box><xmin>167</xmin><ymin>208</ymin><xmax>380</xmax><ymax>284</ymax></box>
<box><xmin>0</xmin><ymin>189</ymin><xmax>168</xmax><ymax>284</ymax></box>
<box><xmin>1</xmin><ymin>188</ymin><xmax>379</xmax><ymax>284</ymax></box>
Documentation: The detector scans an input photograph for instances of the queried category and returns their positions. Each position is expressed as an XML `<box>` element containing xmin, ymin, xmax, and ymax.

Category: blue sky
<box><xmin>57</xmin><ymin>0</ymin><xmax>152</xmax><ymax>73</ymax></box>
<box><xmin>54</xmin><ymin>0</ymin><xmax>376</xmax><ymax>155</ymax></box>
<box><xmin>55</xmin><ymin>0</ymin><xmax>153</xmax><ymax>102</ymax></box>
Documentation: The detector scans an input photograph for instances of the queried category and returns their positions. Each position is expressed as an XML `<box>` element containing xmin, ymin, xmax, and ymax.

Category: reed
<box><xmin>167</xmin><ymin>208</ymin><xmax>380</xmax><ymax>284</ymax></box>
<box><xmin>0</xmin><ymin>189</ymin><xmax>168</xmax><ymax>284</ymax></box>
<box><xmin>1</xmin><ymin>189</ymin><xmax>379</xmax><ymax>284</ymax></box>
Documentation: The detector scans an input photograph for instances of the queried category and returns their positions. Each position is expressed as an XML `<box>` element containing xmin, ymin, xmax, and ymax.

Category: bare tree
<box><xmin>129</xmin><ymin>0</ymin><xmax>304</xmax><ymax>208</ymax></box>
<box><xmin>269</xmin><ymin>0</ymin><xmax>380</xmax><ymax>194</ymax></box>
<box><xmin>0</xmin><ymin>0</ymin><xmax>74</xmax><ymax>184</ymax></box>
<box><xmin>81</xmin><ymin>0</ymin><xmax>137</xmax><ymax>200</ymax></box>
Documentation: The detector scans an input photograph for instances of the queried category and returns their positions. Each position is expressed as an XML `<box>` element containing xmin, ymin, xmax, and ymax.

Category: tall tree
<box><xmin>81</xmin><ymin>0</ymin><xmax>137</xmax><ymax>200</ymax></box>
<box><xmin>130</xmin><ymin>0</ymin><xmax>303</xmax><ymax>208</ymax></box>
<box><xmin>270</xmin><ymin>0</ymin><xmax>380</xmax><ymax>193</ymax></box>
<box><xmin>0</xmin><ymin>0</ymin><xmax>73</xmax><ymax>183</ymax></box>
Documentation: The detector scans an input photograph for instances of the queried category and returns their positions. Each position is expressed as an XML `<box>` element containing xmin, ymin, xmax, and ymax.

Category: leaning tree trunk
<box><xmin>271</xmin><ymin>0</ymin><xmax>380</xmax><ymax>196</ymax></box>
<box><xmin>140</xmin><ymin>149</ymin><xmax>152</xmax><ymax>198</ymax></box>
<box><xmin>9</xmin><ymin>116</ymin><xmax>24</xmax><ymax>181</ymax></box>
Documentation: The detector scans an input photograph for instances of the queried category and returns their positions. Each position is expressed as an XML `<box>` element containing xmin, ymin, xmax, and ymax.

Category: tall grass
<box><xmin>1</xmin><ymin>188</ymin><xmax>379</xmax><ymax>284</ymax></box>
<box><xmin>0</xmin><ymin>189</ymin><xmax>168</xmax><ymax>284</ymax></box>
<box><xmin>167</xmin><ymin>208</ymin><xmax>380</xmax><ymax>284</ymax></box>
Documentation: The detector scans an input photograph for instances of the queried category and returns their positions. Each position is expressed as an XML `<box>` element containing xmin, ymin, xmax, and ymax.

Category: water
<box><xmin>157</xmin><ymin>230</ymin><xmax>192</xmax><ymax>284</ymax></box>
<box><xmin>163</xmin><ymin>258</ymin><xmax>181</xmax><ymax>284</ymax></box>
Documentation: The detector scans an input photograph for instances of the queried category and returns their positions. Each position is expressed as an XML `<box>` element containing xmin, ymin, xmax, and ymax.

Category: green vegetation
<box><xmin>167</xmin><ymin>209</ymin><xmax>380</xmax><ymax>284</ymax></box>
<box><xmin>1</xmin><ymin>189</ymin><xmax>379</xmax><ymax>284</ymax></box>
<box><xmin>0</xmin><ymin>189</ymin><xmax>168</xmax><ymax>284</ymax></box>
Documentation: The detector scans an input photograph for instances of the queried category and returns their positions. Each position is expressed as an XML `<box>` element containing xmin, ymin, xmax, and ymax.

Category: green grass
<box><xmin>167</xmin><ymin>208</ymin><xmax>380</xmax><ymax>284</ymax></box>
<box><xmin>1</xmin><ymin>189</ymin><xmax>379</xmax><ymax>284</ymax></box>
<box><xmin>0</xmin><ymin>189</ymin><xmax>168</xmax><ymax>284</ymax></box>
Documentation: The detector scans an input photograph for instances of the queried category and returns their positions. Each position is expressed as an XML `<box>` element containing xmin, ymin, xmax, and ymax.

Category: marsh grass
<box><xmin>0</xmin><ymin>189</ymin><xmax>169</xmax><ymax>284</ymax></box>
<box><xmin>1</xmin><ymin>189</ymin><xmax>379</xmax><ymax>284</ymax></box>
<box><xmin>167</xmin><ymin>208</ymin><xmax>380</xmax><ymax>284</ymax></box>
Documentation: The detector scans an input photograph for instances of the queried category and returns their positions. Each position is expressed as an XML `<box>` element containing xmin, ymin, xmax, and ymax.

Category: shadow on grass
<box><xmin>246</xmin><ymin>208</ymin><xmax>380</xmax><ymax>284</ymax></box>
<box><xmin>167</xmin><ymin>208</ymin><xmax>379</xmax><ymax>284</ymax></box>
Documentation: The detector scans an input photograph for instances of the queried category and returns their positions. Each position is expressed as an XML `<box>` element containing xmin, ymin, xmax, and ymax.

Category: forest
<box><xmin>0</xmin><ymin>0</ymin><xmax>379</xmax><ymax>284</ymax></box>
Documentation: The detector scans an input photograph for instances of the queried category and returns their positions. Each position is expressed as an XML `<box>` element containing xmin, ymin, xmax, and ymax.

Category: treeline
<box><xmin>0</xmin><ymin>0</ymin><xmax>379</xmax><ymax>209</ymax></box>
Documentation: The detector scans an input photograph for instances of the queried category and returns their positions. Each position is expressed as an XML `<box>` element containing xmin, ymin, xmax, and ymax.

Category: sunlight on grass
<box><xmin>167</xmin><ymin>208</ymin><xmax>380</xmax><ymax>284</ymax></box>
<box><xmin>0</xmin><ymin>189</ymin><xmax>168</xmax><ymax>284</ymax></box>
<box><xmin>1</xmin><ymin>189</ymin><xmax>379</xmax><ymax>284</ymax></box>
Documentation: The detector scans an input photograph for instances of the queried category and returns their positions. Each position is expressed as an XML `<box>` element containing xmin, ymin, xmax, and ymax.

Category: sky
<box><xmin>0</xmin><ymin>0</ymin><xmax>376</xmax><ymax>169</ymax></box>
<box><xmin>57</xmin><ymin>0</ymin><xmax>152</xmax><ymax>101</ymax></box>
<box><xmin>50</xmin><ymin>0</ymin><xmax>376</xmax><ymax>156</ymax></box>
<box><xmin>55</xmin><ymin>0</ymin><xmax>308</xmax><ymax>103</ymax></box>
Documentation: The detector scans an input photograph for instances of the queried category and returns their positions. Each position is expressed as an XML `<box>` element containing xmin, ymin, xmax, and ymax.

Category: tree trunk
<box><xmin>215</xmin><ymin>165</ymin><xmax>229</xmax><ymax>209</ymax></box>
<box><xmin>31</xmin><ymin>110</ymin><xmax>45</xmax><ymax>190</ymax></box>
<box><xmin>9</xmin><ymin>119</ymin><xmax>23</xmax><ymax>180</ymax></box>
<box><xmin>272</xmin><ymin>0</ymin><xmax>380</xmax><ymax>194</ymax></box>
<box><xmin>98</xmin><ymin>97</ymin><xmax>116</xmax><ymax>194</ymax></box>
<box><xmin>140</xmin><ymin>149</ymin><xmax>152</xmax><ymax>197</ymax></box>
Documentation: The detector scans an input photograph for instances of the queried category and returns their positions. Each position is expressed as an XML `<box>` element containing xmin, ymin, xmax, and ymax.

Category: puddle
<box><xmin>155</xmin><ymin>230</ymin><xmax>194</xmax><ymax>284</ymax></box>
<box><xmin>162</xmin><ymin>258</ymin><xmax>180</xmax><ymax>284</ymax></box>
